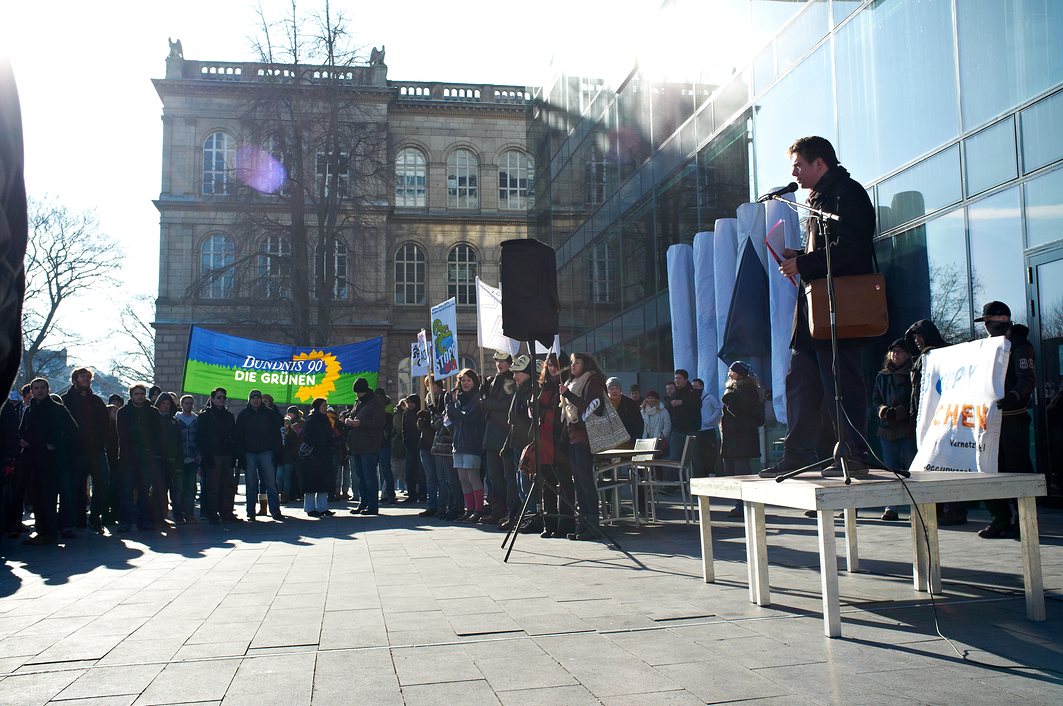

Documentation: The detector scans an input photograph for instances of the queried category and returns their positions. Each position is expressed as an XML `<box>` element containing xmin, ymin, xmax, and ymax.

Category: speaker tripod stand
<box><xmin>500</xmin><ymin>342</ymin><xmax>626</xmax><ymax>563</ymax></box>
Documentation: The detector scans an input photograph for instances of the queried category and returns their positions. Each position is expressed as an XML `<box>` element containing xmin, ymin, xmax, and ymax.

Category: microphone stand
<box><xmin>765</xmin><ymin>195</ymin><xmax>908</xmax><ymax>485</ymax></box>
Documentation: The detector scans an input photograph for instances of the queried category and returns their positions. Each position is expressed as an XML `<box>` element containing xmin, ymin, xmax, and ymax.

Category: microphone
<box><xmin>757</xmin><ymin>182</ymin><xmax>798</xmax><ymax>203</ymax></box>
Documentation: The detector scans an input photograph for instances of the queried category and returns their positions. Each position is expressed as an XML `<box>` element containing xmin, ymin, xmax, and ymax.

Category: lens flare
<box><xmin>233</xmin><ymin>145</ymin><xmax>287</xmax><ymax>194</ymax></box>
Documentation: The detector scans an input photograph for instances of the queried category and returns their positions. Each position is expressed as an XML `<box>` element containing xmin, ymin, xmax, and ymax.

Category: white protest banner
<box><xmin>475</xmin><ymin>277</ymin><xmax>520</xmax><ymax>355</ymax></box>
<box><xmin>411</xmin><ymin>331</ymin><xmax>429</xmax><ymax>378</ymax></box>
<box><xmin>430</xmin><ymin>297</ymin><xmax>460</xmax><ymax>379</ymax></box>
<box><xmin>911</xmin><ymin>337</ymin><xmax>1010</xmax><ymax>473</ymax></box>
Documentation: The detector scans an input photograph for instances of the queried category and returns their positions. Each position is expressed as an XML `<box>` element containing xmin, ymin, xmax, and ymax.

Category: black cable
<box><xmin>837</xmin><ymin>404</ymin><xmax>1063</xmax><ymax>677</ymax></box>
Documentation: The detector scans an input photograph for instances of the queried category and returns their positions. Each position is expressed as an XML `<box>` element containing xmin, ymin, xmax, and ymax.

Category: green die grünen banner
<box><xmin>181</xmin><ymin>326</ymin><xmax>382</xmax><ymax>405</ymax></box>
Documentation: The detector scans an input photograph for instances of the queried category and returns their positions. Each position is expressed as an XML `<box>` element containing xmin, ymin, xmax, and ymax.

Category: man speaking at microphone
<box><xmin>759</xmin><ymin>136</ymin><xmax>876</xmax><ymax>479</ymax></box>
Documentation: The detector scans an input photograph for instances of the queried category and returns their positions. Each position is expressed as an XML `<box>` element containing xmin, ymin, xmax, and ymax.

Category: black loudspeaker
<box><xmin>500</xmin><ymin>238</ymin><xmax>559</xmax><ymax>348</ymax></box>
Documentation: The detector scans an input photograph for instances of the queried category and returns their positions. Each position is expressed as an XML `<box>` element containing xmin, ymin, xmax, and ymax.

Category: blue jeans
<box><xmin>353</xmin><ymin>452</ymin><xmax>380</xmax><ymax>511</ymax></box>
<box><xmin>276</xmin><ymin>463</ymin><xmax>293</xmax><ymax>496</ymax></box>
<box><xmin>880</xmin><ymin>436</ymin><xmax>916</xmax><ymax>513</ymax></box>
<box><xmin>337</xmin><ymin>459</ymin><xmax>352</xmax><ymax>496</ymax></box>
<box><xmin>245</xmin><ymin>451</ymin><xmax>279</xmax><ymax>517</ymax></box>
<box><xmin>569</xmin><ymin>441</ymin><xmax>598</xmax><ymax>531</ymax></box>
<box><xmin>172</xmin><ymin>460</ymin><xmax>198</xmax><ymax>521</ymax></box>
<box><xmin>377</xmin><ymin>446</ymin><xmax>395</xmax><ymax>499</ymax></box>
<box><xmin>421</xmin><ymin>450</ymin><xmax>441</xmax><ymax>510</ymax></box>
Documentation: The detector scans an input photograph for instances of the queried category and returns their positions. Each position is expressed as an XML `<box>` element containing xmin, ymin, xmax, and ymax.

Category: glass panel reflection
<box><xmin>965</xmin><ymin>118</ymin><xmax>1018</xmax><ymax>196</ymax></box>
<box><xmin>887</xmin><ymin>209</ymin><xmax>971</xmax><ymax>343</ymax></box>
<box><xmin>877</xmin><ymin>145</ymin><xmax>962</xmax><ymax>232</ymax></box>
<box><xmin>968</xmin><ymin>187</ymin><xmax>1026</xmax><ymax>325</ymax></box>
<box><xmin>753</xmin><ymin>44</ymin><xmax>834</xmax><ymax>198</ymax></box>
<box><xmin>836</xmin><ymin>0</ymin><xmax>959</xmax><ymax>182</ymax></box>
<box><xmin>1035</xmin><ymin>258</ymin><xmax>1063</xmax><ymax>495</ymax></box>
<box><xmin>775</xmin><ymin>0</ymin><xmax>829</xmax><ymax>72</ymax></box>
<box><xmin>957</xmin><ymin>0</ymin><xmax>1063</xmax><ymax>129</ymax></box>
<box><xmin>1026</xmin><ymin>166</ymin><xmax>1063</xmax><ymax>248</ymax></box>
<box><xmin>1021</xmin><ymin>89</ymin><xmax>1063</xmax><ymax>174</ymax></box>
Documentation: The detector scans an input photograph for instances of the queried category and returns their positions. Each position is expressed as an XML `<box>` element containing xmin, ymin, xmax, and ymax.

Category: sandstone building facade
<box><xmin>153</xmin><ymin>52</ymin><xmax>530</xmax><ymax>399</ymax></box>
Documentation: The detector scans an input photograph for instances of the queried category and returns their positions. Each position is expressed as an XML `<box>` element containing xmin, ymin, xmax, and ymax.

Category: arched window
<box><xmin>447</xmin><ymin>244</ymin><xmax>478</xmax><ymax>305</ymax></box>
<box><xmin>395</xmin><ymin>148</ymin><xmax>427</xmax><ymax>207</ymax></box>
<box><xmin>257</xmin><ymin>235</ymin><xmax>291</xmax><ymax>298</ymax></box>
<box><xmin>200</xmin><ymin>234</ymin><xmax>235</xmax><ymax>299</ymax></box>
<box><xmin>203</xmin><ymin>131</ymin><xmax>234</xmax><ymax>195</ymax></box>
<box><xmin>395</xmin><ymin>243</ymin><xmax>426</xmax><ymax>305</ymax></box>
<box><xmin>447</xmin><ymin>148</ymin><xmax>479</xmax><ymax>208</ymax></box>
<box><xmin>591</xmin><ymin>241</ymin><xmax>616</xmax><ymax>304</ymax></box>
<box><xmin>498</xmin><ymin>150</ymin><xmax>534</xmax><ymax>210</ymax></box>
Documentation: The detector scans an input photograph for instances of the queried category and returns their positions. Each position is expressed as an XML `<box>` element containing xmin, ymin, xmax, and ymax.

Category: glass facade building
<box><xmin>529</xmin><ymin>0</ymin><xmax>1063</xmax><ymax>495</ymax></box>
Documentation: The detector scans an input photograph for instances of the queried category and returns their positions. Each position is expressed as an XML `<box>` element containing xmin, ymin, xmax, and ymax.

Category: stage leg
<box><xmin>698</xmin><ymin>495</ymin><xmax>714</xmax><ymax>583</ymax></box>
<box><xmin>817</xmin><ymin>510</ymin><xmax>842</xmax><ymax>638</ymax></box>
<box><xmin>1018</xmin><ymin>496</ymin><xmax>1046</xmax><ymax>621</ymax></box>
<box><xmin>745</xmin><ymin>502</ymin><xmax>770</xmax><ymax>606</ymax></box>
<box><xmin>911</xmin><ymin>505</ymin><xmax>930</xmax><ymax>592</ymax></box>
<box><xmin>843</xmin><ymin>507</ymin><xmax>860</xmax><ymax>573</ymax></box>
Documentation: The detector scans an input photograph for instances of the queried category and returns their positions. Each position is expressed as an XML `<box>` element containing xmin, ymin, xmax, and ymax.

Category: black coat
<box><xmin>721</xmin><ymin>379</ymin><xmax>762</xmax><ymax>459</ymax></box>
<box><xmin>668</xmin><ymin>382</ymin><xmax>701</xmax><ymax>434</ymax></box>
<box><xmin>196</xmin><ymin>403</ymin><xmax>237</xmax><ymax>457</ymax></box>
<box><xmin>235</xmin><ymin>403</ymin><xmax>282</xmax><ymax>455</ymax></box>
<box><xmin>61</xmin><ymin>387</ymin><xmax>110</xmax><ymax>456</ymax></box>
<box><xmin>447</xmin><ymin>389</ymin><xmax>486</xmax><ymax>454</ymax></box>
<box><xmin>505</xmin><ymin>379</ymin><xmax>535</xmax><ymax>452</ymax></box>
<box><xmin>158</xmin><ymin>411</ymin><xmax>183</xmax><ymax>466</ymax></box>
<box><xmin>116</xmin><ymin>401</ymin><xmax>160</xmax><ymax>464</ymax></box>
<box><xmin>999</xmin><ymin>324</ymin><xmax>1036</xmax><ymax>416</ymax></box>
<box><xmin>613</xmin><ymin>395</ymin><xmax>644</xmax><ymax>443</ymax></box>
<box><xmin>872</xmin><ymin>361</ymin><xmax>914</xmax><ymax>441</ymax></box>
<box><xmin>1</xmin><ymin>399</ymin><xmax>22</xmax><ymax>462</ymax></box>
<box><xmin>346</xmin><ymin>391</ymin><xmax>387</xmax><ymax>455</ymax></box>
<box><xmin>300</xmin><ymin>410</ymin><xmax>334</xmax><ymax>493</ymax></box>
<box><xmin>792</xmin><ymin>165</ymin><xmax>876</xmax><ymax>351</ymax></box>
<box><xmin>482</xmin><ymin>371</ymin><xmax>516</xmax><ymax>451</ymax></box>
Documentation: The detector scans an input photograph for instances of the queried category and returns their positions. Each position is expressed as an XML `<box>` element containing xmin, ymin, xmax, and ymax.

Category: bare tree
<box><xmin>108</xmin><ymin>294</ymin><xmax>156</xmax><ymax>386</ymax></box>
<box><xmin>21</xmin><ymin>196</ymin><xmax>122</xmax><ymax>382</ymax></box>
<box><xmin>184</xmin><ymin>0</ymin><xmax>388</xmax><ymax>347</ymax></box>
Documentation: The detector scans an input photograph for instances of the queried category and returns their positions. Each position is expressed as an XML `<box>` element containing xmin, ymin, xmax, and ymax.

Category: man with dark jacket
<box><xmin>345</xmin><ymin>378</ymin><xmax>386</xmax><ymax>515</ymax></box>
<box><xmin>116</xmin><ymin>384</ymin><xmax>164</xmax><ymax>531</ymax></box>
<box><xmin>1</xmin><ymin>385</ymin><xmax>28</xmax><ymax>538</ymax></box>
<box><xmin>18</xmin><ymin>378</ymin><xmax>77</xmax><ymax>544</ymax></box>
<box><xmin>235</xmin><ymin>389</ymin><xmax>283</xmax><ymax>521</ymax></box>
<box><xmin>482</xmin><ymin>351</ymin><xmax>516</xmax><ymax>523</ymax></box>
<box><xmin>975</xmin><ymin>301</ymin><xmax>1036</xmax><ymax>539</ymax></box>
<box><xmin>196</xmin><ymin>387</ymin><xmax>239</xmax><ymax>524</ymax></box>
<box><xmin>668</xmin><ymin>369</ymin><xmax>701</xmax><ymax>468</ymax></box>
<box><xmin>762</xmin><ymin>136</ymin><xmax>875</xmax><ymax>479</ymax></box>
<box><xmin>61</xmin><ymin>367</ymin><xmax>111</xmax><ymax>532</ymax></box>
<box><xmin>503</xmin><ymin>355</ymin><xmax>537</xmax><ymax>531</ymax></box>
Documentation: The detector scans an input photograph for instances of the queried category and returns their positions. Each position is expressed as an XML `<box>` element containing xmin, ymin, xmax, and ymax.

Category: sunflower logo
<box><xmin>292</xmin><ymin>350</ymin><xmax>341</xmax><ymax>401</ymax></box>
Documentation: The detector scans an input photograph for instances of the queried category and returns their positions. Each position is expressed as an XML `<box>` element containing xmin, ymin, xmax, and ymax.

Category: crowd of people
<box><xmin>0</xmin><ymin>350</ymin><xmax>772</xmax><ymax>547</ymax></box>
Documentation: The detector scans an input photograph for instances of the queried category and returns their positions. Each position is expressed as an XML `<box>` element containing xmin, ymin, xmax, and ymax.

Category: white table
<box><xmin>691</xmin><ymin>472</ymin><xmax>1047</xmax><ymax>637</ymax></box>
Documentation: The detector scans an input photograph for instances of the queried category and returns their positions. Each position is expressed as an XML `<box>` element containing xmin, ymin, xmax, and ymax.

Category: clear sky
<box><xmin>2</xmin><ymin>0</ymin><xmax>754</xmax><ymax>375</ymax></box>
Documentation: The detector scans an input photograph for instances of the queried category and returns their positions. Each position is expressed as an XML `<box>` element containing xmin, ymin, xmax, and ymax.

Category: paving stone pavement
<box><xmin>1</xmin><ymin>497</ymin><xmax>1062</xmax><ymax>705</ymax></box>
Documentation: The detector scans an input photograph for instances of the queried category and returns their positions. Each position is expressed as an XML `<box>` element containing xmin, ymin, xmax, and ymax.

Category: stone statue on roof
<box><xmin>168</xmin><ymin>37</ymin><xmax>184</xmax><ymax>61</ymax></box>
<box><xmin>369</xmin><ymin>45</ymin><xmax>386</xmax><ymax>66</ymax></box>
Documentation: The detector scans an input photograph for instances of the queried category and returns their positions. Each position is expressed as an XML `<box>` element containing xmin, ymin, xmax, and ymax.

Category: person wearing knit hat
<box><xmin>728</xmin><ymin>361</ymin><xmax>751</xmax><ymax>378</ymax></box>
<box><xmin>721</xmin><ymin>360</ymin><xmax>764</xmax><ymax>518</ymax></box>
<box><xmin>872</xmin><ymin>337</ymin><xmax>916</xmax><ymax>522</ymax></box>
<box><xmin>345</xmin><ymin>377</ymin><xmax>387</xmax><ymax>515</ymax></box>
<box><xmin>234</xmin><ymin>386</ymin><xmax>283</xmax><ymax>521</ymax></box>
<box><xmin>607</xmin><ymin>376</ymin><xmax>643</xmax><ymax>443</ymax></box>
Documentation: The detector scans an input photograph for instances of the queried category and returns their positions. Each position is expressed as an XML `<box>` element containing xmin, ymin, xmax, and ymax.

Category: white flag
<box><xmin>476</xmin><ymin>277</ymin><xmax>520</xmax><ymax>355</ymax></box>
